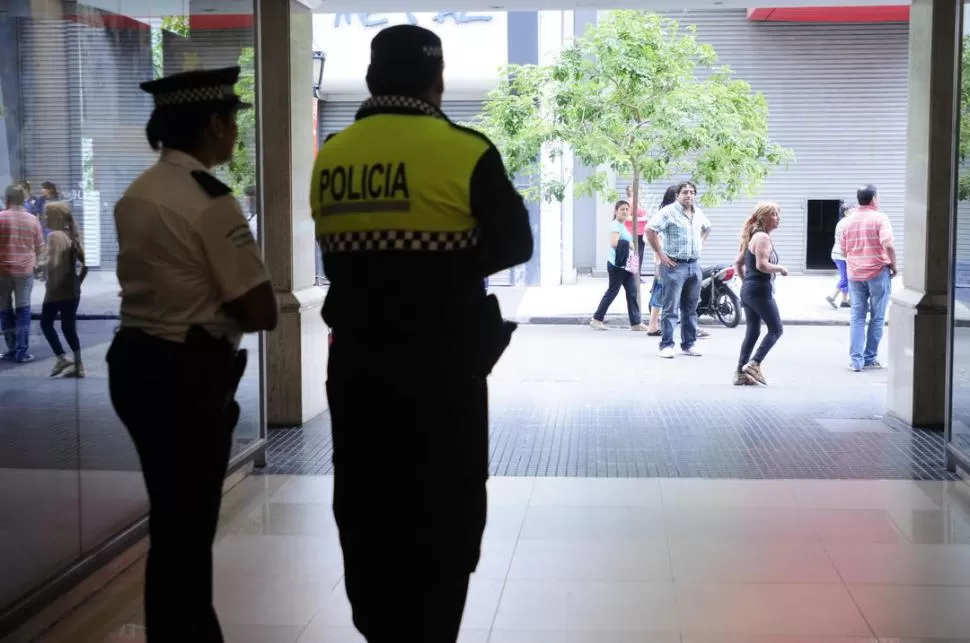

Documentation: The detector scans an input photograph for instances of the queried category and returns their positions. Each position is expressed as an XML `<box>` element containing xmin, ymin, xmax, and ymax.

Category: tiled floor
<box><xmin>35</xmin><ymin>474</ymin><xmax>970</xmax><ymax>642</ymax></box>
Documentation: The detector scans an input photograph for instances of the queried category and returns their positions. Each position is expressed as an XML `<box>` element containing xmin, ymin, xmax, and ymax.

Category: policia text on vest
<box><xmin>316</xmin><ymin>162</ymin><xmax>410</xmax><ymax>215</ymax></box>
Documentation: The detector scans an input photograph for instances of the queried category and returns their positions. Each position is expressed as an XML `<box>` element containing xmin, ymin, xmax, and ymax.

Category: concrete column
<box><xmin>887</xmin><ymin>0</ymin><xmax>960</xmax><ymax>429</ymax></box>
<box><xmin>258</xmin><ymin>0</ymin><xmax>329</xmax><ymax>426</ymax></box>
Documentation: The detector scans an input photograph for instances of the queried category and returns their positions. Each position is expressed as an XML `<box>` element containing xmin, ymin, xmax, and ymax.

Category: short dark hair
<box><xmin>676</xmin><ymin>181</ymin><xmax>697</xmax><ymax>195</ymax></box>
<box><xmin>5</xmin><ymin>184</ymin><xmax>26</xmax><ymax>207</ymax></box>
<box><xmin>857</xmin><ymin>184</ymin><xmax>878</xmax><ymax>206</ymax></box>
<box><xmin>41</xmin><ymin>181</ymin><xmax>58</xmax><ymax>197</ymax></box>
<box><xmin>146</xmin><ymin>105</ymin><xmax>235</xmax><ymax>153</ymax></box>
<box><xmin>614</xmin><ymin>199</ymin><xmax>630</xmax><ymax>211</ymax></box>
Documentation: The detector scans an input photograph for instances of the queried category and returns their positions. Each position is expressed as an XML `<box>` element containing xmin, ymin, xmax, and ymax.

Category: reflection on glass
<box><xmin>952</xmin><ymin>6</ymin><xmax>970</xmax><ymax>459</ymax></box>
<box><xmin>0</xmin><ymin>0</ymin><xmax>259</xmax><ymax>613</ymax></box>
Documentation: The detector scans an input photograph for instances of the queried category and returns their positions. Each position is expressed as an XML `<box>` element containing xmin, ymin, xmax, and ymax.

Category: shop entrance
<box><xmin>806</xmin><ymin>199</ymin><xmax>843</xmax><ymax>270</ymax></box>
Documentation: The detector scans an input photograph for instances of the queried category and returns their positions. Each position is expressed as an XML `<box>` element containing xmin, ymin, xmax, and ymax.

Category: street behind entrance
<box><xmin>266</xmin><ymin>326</ymin><xmax>952</xmax><ymax>481</ymax></box>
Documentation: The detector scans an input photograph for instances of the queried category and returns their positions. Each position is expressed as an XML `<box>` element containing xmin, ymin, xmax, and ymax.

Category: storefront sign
<box><xmin>333</xmin><ymin>12</ymin><xmax>493</xmax><ymax>28</ymax></box>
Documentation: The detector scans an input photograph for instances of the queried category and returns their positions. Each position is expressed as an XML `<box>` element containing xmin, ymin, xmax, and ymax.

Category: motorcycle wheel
<box><xmin>715</xmin><ymin>288</ymin><xmax>742</xmax><ymax>328</ymax></box>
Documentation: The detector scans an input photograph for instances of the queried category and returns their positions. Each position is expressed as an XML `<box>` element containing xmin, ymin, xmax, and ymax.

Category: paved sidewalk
<box><xmin>492</xmin><ymin>273</ymin><xmax>970</xmax><ymax>327</ymax></box>
<box><xmin>27</xmin><ymin>269</ymin><xmax>970</xmax><ymax>326</ymax></box>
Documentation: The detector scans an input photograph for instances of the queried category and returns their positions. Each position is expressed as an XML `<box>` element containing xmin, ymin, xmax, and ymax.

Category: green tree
<box><xmin>227</xmin><ymin>47</ymin><xmax>256</xmax><ymax>196</ymax></box>
<box><xmin>151</xmin><ymin>16</ymin><xmax>190</xmax><ymax>79</ymax></box>
<box><xmin>959</xmin><ymin>35</ymin><xmax>970</xmax><ymax>201</ymax></box>
<box><xmin>472</xmin><ymin>10</ymin><xmax>792</xmax><ymax>294</ymax></box>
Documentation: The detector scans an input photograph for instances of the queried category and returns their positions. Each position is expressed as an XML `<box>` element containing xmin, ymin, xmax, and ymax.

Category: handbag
<box><xmin>624</xmin><ymin>243</ymin><xmax>640</xmax><ymax>275</ymax></box>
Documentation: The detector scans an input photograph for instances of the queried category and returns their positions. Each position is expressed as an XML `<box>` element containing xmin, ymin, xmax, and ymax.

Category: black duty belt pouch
<box><xmin>183</xmin><ymin>325</ymin><xmax>248</xmax><ymax>430</ymax></box>
<box><xmin>474</xmin><ymin>294</ymin><xmax>516</xmax><ymax>377</ymax></box>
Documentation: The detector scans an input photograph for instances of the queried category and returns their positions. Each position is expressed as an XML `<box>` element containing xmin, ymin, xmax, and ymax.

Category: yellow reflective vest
<box><xmin>310</xmin><ymin>108</ymin><xmax>491</xmax><ymax>253</ymax></box>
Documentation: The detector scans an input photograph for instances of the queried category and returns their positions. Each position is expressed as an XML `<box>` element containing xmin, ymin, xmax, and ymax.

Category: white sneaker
<box><xmin>589</xmin><ymin>319</ymin><xmax>608</xmax><ymax>331</ymax></box>
<box><xmin>659</xmin><ymin>347</ymin><xmax>675</xmax><ymax>359</ymax></box>
<box><xmin>682</xmin><ymin>347</ymin><xmax>703</xmax><ymax>357</ymax></box>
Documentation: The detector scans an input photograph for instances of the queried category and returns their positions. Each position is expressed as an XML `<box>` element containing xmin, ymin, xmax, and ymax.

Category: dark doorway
<box><xmin>806</xmin><ymin>199</ymin><xmax>842</xmax><ymax>270</ymax></box>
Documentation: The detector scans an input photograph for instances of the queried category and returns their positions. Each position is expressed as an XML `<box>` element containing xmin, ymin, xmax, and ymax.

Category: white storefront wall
<box><xmin>313</xmin><ymin>12</ymin><xmax>509</xmax><ymax>102</ymax></box>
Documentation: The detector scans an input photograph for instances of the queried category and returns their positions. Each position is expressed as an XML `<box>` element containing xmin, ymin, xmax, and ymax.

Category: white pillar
<box><xmin>537</xmin><ymin>10</ymin><xmax>567</xmax><ymax>287</ymax></box>
<box><xmin>886</xmin><ymin>0</ymin><xmax>959</xmax><ymax>429</ymax></box>
<box><xmin>259</xmin><ymin>0</ymin><xmax>329</xmax><ymax>425</ymax></box>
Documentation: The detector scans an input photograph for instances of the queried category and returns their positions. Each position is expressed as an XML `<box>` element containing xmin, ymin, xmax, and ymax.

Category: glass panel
<box><xmin>953</xmin><ymin>4</ymin><xmax>970</xmax><ymax>459</ymax></box>
<box><xmin>0</xmin><ymin>0</ymin><xmax>259</xmax><ymax>611</ymax></box>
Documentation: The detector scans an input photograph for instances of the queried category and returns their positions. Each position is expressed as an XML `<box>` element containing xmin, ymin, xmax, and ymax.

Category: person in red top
<box><xmin>625</xmin><ymin>184</ymin><xmax>650</xmax><ymax>280</ymax></box>
<box><xmin>0</xmin><ymin>184</ymin><xmax>45</xmax><ymax>363</ymax></box>
<box><xmin>838</xmin><ymin>183</ymin><xmax>897</xmax><ymax>372</ymax></box>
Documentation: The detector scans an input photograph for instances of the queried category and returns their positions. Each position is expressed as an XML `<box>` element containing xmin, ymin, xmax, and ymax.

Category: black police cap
<box><xmin>366</xmin><ymin>25</ymin><xmax>444</xmax><ymax>96</ymax></box>
<box><xmin>140</xmin><ymin>66</ymin><xmax>251</xmax><ymax>111</ymax></box>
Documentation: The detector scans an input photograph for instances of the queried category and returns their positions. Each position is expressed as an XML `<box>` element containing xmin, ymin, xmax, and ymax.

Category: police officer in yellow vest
<box><xmin>311</xmin><ymin>25</ymin><xmax>533</xmax><ymax>643</ymax></box>
<box><xmin>108</xmin><ymin>67</ymin><xmax>278</xmax><ymax>642</ymax></box>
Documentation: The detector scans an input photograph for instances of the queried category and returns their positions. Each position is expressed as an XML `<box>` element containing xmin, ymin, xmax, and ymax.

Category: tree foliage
<box><xmin>959</xmin><ymin>36</ymin><xmax>970</xmax><ymax>201</ymax></box>
<box><xmin>227</xmin><ymin>47</ymin><xmax>257</xmax><ymax>196</ymax></box>
<box><xmin>471</xmin><ymin>11</ymin><xmax>793</xmax><ymax>208</ymax></box>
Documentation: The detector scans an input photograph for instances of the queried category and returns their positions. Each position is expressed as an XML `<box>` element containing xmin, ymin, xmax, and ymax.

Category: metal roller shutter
<box><xmin>957</xmin><ymin>201</ymin><xmax>970</xmax><ymax>288</ymax></box>
<box><xmin>615</xmin><ymin>10</ymin><xmax>908</xmax><ymax>274</ymax></box>
<box><xmin>20</xmin><ymin>9</ymin><xmax>157</xmax><ymax>270</ymax></box>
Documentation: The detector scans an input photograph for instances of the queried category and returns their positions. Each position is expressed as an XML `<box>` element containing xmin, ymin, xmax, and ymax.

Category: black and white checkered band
<box><xmin>154</xmin><ymin>84</ymin><xmax>236</xmax><ymax>107</ymax></box>
<box><xmin>356</xmin><ymin>96</ymin><xmax>445</xmax><ymax>120</ymax></box>
<box><xmin>319</xmin><ymin>228</ymin><xmax>479</xmax><ymax>253</ymax></box>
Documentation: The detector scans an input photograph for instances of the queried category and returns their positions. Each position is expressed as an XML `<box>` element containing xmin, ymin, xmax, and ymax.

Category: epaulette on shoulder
<box><xmin>191</xmin><ymin>170</ymin><xmax>232</xmax><ymax>198</ymax></box>
<box><xmin>448</xmin><ymin>122</ymin><xmax>495</xmax><ymax>148</ymax></box>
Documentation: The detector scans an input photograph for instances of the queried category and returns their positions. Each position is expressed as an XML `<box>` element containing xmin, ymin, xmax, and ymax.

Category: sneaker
<box><xmin>697</xmin><ymin>329</ymin><xmax>711</xmax><ymax>339</ymax></box>
<box><xmin>64</xmin><ymin>365</ymin><xmax>85</xmax><ymax>378</ymax></box>
<box><xmin>589</xmin><ymin>319</ymin><xmax>608</xmax><ymax>331</ymax></box>
<box><xmin>631</xmin><ymin>323</ymin><xmax>650</xmax><ymax>331</ymax></box>
<box><xmin>659</xmin><ymin>347</ymin><xmax>675</xmax><ymax>359</ymax></box>
<box><xmin>863</xmin><ymin>360</ymin><xmax>885</xmax><ymax>370</ymax></box>
<box><xmin>742</xmin><ymin>360</ymin><xmax>767</xmax><ymax>385</ymax></box>
<box><xmin>681</xmin><ymin>347</ymin><xmax>703</xmax><ymax>357</ymax></box>
<box><xmin>50</xmin><ymin>356</ymin><xmax>73</xmax><ymax>377</ymax></box>
<box><xmin>849</xmin><ymin>363</ymin><xmax>862</xmax><ymax>372</ymax></box>
<box><xmin>0</xmin><ymin>352</ymin><xmax>14</xmax><ymax>362</ymax></box>
<box><xmin>826</xmin><ymin>295</ymin><xmax>838</xmax><ymax>310</ymax></box>
<box><xmin>15</xmin><ymin>354</ymin><xmax>34</xmax><ymax>364</ymax></box>
<box><xmin>733</xmin><ymin>371</ymin><xmax>757</xmax><ymax>386</ymax></box>
<box><xmin>840</xmin><ymin>301</ymin><xmax>851</xmax><ymax>308</ymax></box>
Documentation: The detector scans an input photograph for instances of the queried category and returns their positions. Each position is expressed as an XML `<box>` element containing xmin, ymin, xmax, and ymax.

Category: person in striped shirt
<box><xmin>0</xmin><ymin>184</ymin><xmax>45</xmax><ymax>363</ymax></box>
<box><xmin>838</xmin><ymin>184</ymin><xmax>897</xmax><ymax>372</ymax></box>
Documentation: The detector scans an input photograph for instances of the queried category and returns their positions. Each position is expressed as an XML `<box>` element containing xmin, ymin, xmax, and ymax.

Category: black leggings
<box><xmin>594</xmin><ymin>262</ymin><xmax>641</xmax><ymax>325</ymax></box>
<box><xmin>738</xmin><ymin>284</ymin><xmax>783</xmax><ymax>369</ymax></box>
<box><xmin>40</xmin><ymin>298</ymin><xmax>80</xmax><ymax>357</ymax></box>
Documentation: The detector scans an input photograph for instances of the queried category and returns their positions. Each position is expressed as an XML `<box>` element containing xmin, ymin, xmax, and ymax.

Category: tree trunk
<box><xmin>630</xmin><ymin>173</ymin><xmax>642</xmax><ymax>311</ymax></box>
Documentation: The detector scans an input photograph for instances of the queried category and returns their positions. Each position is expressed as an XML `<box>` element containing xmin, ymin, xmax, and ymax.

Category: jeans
<box><xmin>847</xmin><ymin>267</ymin><xmax>892</xmax><ymax>370</ymax></box>
<box><xmin>659</xmin><ymin>260</ymin><xmax>702</xmax><ymax>350</ymax></box>
<box><xmin>593</xmin><ymin>263</ymin><xmax>641</xmax><ymax>325</ymax></box>
<box><xmin>41</xmin><ymin>298</ymin><xmax>81</xmax><ymax>356</ymax></box>
<box><xmin>0</xmin><ymin>274</ymin><xmax>34</xmax><ymax>360</ymax></box>
<box><xmin>648</xmin><ymin>276</ymin><xmax>664</xmax><ymax>310</ymax></box>
<box><xmin>738</xmin><ymin>282</ymin><xmax>784</xmax><ymax>368</ymax></box>
<box><xmin>834</xmin><ymin>259</ymin><xmax>849</xmax><ymax>293</ymax></box>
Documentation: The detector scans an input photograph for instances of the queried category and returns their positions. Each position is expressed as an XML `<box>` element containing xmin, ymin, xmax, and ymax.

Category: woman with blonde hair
<box><xmin>40</xmin><ymin>201</ymin><xmax>87</xmax><ymax>377</ymax></box>
<box><xmin>732</xmin><ymin>202</ymin><xmax>788</xmax><ymax>386</ymax></box>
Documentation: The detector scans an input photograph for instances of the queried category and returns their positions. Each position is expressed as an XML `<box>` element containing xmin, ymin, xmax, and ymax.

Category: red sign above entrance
<box><xmin>746</xmin><ymin>6</ymin><xmax>910</xmax><ymax>22</ymax></box>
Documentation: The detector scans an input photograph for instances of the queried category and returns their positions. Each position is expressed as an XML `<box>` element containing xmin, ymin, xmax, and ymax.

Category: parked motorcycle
<box><xmin>697</xmin><ymin>264</ymin><xmax>741</xmax><ymax>328</ymax></box>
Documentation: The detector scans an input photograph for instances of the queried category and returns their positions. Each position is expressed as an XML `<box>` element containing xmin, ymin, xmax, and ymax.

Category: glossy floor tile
<box><xmin>33</xmin><ymin>475</ymin><xmax>970</xmax><ymax>642</ymax></box>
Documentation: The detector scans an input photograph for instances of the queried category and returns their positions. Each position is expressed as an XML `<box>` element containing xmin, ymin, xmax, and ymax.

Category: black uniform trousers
<box><xmin>327</xmin><ymin>333</ymin><xmax>489</xmax><ymax>643</ymax></box>
<box><xmin>107</xmin><ymin>328</ymin><xmax>238</xmax><ymax>643</ymax></box>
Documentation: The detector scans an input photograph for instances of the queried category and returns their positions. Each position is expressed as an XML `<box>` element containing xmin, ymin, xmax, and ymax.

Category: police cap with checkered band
<box><xmin>366</xmin><ymin>25</ymin><xmax>444</xmax><ymax>97</ymax></box>
<box><xmin>140</xmin><ymin>66</ymin><xmax>251</xmax><ymax>111</ymax></box>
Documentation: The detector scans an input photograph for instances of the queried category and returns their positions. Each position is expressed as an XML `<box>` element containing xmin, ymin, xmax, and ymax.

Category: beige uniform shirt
<box><xmin>114</xmin><ymin>150</ymin><xmax>269</xmax><ymax>344</ymax></box>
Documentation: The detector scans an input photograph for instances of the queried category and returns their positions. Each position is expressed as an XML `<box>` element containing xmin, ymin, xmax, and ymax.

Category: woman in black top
<box><xmin>733</xmin><ymin>202</ymin><xmax>788</xmax><ymax>386</ymax></box>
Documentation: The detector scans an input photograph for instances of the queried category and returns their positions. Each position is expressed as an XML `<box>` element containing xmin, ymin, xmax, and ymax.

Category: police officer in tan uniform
<box><xmin>107</xmin><ymin>67</ymin><xmax>278</xmax><ymax>642</ymax></box>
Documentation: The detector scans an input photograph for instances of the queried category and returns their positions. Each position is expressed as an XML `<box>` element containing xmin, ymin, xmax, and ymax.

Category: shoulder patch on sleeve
<box><xmin>191</xmin><ymin>170</ymin><xmax>233</xmax><ymax>198</ymax></box>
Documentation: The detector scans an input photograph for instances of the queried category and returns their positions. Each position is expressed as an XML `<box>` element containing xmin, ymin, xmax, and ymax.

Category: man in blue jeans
<box><xmin>0</xmin><ymin>185</ymin><xmax>45</xmax><ymax>363</ymax></box>
<box><xmin>839</xmin><ymin>184</ymin><xmax>897</xmax><ymax>372</ymax></box>
<box><xmin>646</xmin><ymin>181</ymin><xmax>711</xmax><ymax>359</ymax></box>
